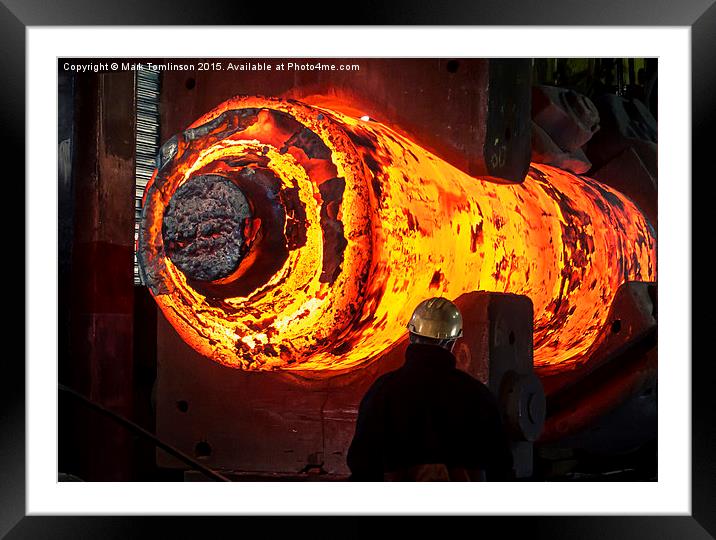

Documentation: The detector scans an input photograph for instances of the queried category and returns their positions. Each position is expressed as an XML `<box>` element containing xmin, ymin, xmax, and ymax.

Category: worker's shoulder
<box><xmin>372</xmin><ymin>370</ymin><xmax>397</xmax><ymax>389</ymax></box>
<box><xmin>360</xmin><ymin>370</ymin><xmax>397</xmax><ymax>402</ymax></box>
<box><xmin>450</xmin><ymin>368</ymin><xmax>498</xmax><ymax>403</ymax></box>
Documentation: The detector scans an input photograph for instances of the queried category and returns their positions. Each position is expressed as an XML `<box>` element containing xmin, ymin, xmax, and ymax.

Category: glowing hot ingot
<box><xmin>138</xmin><ymin>96</ymin><xmax>656</xmax><ymax>374</ymax></box>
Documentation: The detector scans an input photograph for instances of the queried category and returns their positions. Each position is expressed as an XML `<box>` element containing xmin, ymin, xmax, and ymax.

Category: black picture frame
<box><xmin>4</xmin><ymin>1</ymin><xmax>711</xmax><ymax>537</ymax></box>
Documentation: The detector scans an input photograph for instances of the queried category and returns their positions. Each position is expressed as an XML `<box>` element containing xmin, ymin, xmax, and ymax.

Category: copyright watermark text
<box><xmin>62</xmin><ymin>61</ymin><xmax>361</xmax><ymax>73</ymax></box>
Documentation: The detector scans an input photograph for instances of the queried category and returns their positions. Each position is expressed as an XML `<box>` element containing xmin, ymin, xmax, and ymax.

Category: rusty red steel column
<box><xmin>138</xmin><ymin>96</ymin><xmax>656</xmax><ymax>376</ymax></box>
<box><xmin>67</xmin><ymin>71</ymin><xmax>137</xmax><ymax>479</ymax></box>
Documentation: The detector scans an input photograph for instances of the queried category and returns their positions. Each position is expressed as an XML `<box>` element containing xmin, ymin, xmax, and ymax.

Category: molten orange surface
<box><xmin>140</xmin><ymin>96</ymin><xmax>656</xmax><ymax>374</ymax></box>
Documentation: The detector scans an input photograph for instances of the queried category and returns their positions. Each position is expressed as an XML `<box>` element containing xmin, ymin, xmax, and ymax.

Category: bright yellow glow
<box><xmin>140</xmin><ymin>96</ymin><xmax>656</xmax><ymax>375</ymax></box>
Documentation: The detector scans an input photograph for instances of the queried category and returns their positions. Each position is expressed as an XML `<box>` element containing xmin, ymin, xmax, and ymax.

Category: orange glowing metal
<box><xmin>138</xmin><ymin>96</ymin><xmax>656</xmax><ymax>375</ymax></box>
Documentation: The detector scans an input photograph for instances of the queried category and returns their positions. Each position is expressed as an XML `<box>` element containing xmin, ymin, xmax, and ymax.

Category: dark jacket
<box><xmin>347</xmin><ymin>343</ymin><xmax>514</xmax><ymax>481</ymax></box>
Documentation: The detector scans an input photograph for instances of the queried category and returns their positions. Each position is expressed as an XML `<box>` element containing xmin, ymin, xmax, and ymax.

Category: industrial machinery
<box><xmin>132</xmin><ymin>60</ymin><xmax>657</xmax><ymax>480</ymax></box>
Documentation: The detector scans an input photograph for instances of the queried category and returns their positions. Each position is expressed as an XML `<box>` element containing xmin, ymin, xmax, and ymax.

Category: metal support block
<box><xmin>454</xmin><ymin>291</ymin><xmax>544</xmax><ymax>478</ymax></box>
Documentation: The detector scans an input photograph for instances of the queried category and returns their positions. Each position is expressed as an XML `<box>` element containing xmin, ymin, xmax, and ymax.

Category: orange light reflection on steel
<box><xmin>139</xmin><ymin>96</ymin><xmax>656</xmax><ymax>375</ymax></box>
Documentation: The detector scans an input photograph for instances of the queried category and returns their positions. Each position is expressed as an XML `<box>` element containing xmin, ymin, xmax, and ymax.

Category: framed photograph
<box><xmin>6</xmin><ymin>1</ymin><xmax>711</xmax><ymax>536</ymax></box>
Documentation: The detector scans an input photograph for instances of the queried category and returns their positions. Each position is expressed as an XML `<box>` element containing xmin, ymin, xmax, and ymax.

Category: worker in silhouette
<box><xmin>347</xmin><ymin>297</ymin><xmax>514</xmax><ymax>481</ymax></box>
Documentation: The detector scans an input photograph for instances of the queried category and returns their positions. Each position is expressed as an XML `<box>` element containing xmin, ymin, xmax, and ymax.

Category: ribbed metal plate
<box><xmin>134</xmin><ymin>69</ymin><xmax>161</xmax><ymax>285</ymax></box>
